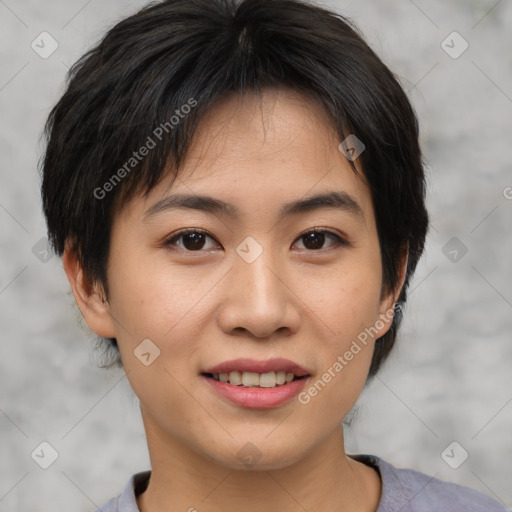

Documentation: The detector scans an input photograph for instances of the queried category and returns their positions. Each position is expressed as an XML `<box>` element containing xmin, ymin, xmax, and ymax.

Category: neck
<box><xmin>136</xmin><ymin>410</ymin><xmax>381</xmax><ymax>512</ymax></box>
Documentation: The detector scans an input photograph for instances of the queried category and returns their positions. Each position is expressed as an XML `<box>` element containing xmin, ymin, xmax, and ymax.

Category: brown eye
<box><xmin>164</xmin><ymin>229</ymin><xmax>219</xmax><ymax>251</ymax></box>
<box><xmin>294</xmin><ymin>229</ymin><xmax>348</xmax><ymax>251</ymax></box>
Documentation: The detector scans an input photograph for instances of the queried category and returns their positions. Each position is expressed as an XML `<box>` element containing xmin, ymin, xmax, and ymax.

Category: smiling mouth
<box><xmin>202</xmin><ymin>371</ymin><xmax>308</xmax><ymax>388</ymax></box>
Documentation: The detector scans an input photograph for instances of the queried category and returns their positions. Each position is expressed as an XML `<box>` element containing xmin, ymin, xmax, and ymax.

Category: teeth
<box><xmin>259</xmin><ymin>371</ymin><xmax>277</xmax><ymax>388</ymax></box>
<box><xmin>229</xmin><ymin>371</ymin><xmax>242</xmax><ymax>386</ymax></box>
<box><xmin>212</xmin><ymin>370</ymin><xmax>298</xmax><ymax>387</ymax></box>
<box><xmin>242</xmin><ymin>371</ymin><xmax>260</xmax><ymax>387</ymax></box>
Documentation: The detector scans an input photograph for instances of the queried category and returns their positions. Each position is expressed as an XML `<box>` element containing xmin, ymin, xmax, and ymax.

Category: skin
<box><xmin>64</xmin><ymin>87</ymin><xmax>407</xmax><ymax>512</ymax></box>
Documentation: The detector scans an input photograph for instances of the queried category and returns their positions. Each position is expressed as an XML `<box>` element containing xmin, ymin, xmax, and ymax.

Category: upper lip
<box><xmin>202</xmin><ymin>358</ymin><xmax>311</xmax><ymax>377</ymax></box>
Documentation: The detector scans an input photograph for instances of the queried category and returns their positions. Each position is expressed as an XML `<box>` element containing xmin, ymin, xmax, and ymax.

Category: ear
<box><xmin>375</xmin><ymin>243</ymin><xmax>409</xmax><ymax>336</ymax></box>
<box><xmin>62</xmin><ymin>242</ymin><xmax>116</xmax><ymax>338</ymax></box>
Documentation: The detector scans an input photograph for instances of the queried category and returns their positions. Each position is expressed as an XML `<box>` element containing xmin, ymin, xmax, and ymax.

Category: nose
<box><xmin>216</xmin><ymin>243</ymin><xmax>302</xmax><ymax>339</ymax></box>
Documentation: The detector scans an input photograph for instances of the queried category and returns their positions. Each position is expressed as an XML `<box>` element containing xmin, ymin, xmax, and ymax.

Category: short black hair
<box><xmin>40</xmin><ymin>0</ymin><xmax>429</xmax><ymax>377</ymax></box>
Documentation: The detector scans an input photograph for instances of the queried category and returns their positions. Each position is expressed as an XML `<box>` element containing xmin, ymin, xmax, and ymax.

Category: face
<box><xmin>74</xmin><ymin>88</ymin><xmax>400</xmax><ymax>471</ymax></box>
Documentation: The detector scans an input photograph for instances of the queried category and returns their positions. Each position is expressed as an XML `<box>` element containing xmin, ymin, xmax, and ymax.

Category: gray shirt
<box><xmin>94</xmin><ymin>454</ymin><xmax>508</xmax><ymax>511</ymax></box>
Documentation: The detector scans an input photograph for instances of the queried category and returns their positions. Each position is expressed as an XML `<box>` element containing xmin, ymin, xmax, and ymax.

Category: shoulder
<box><xmin>92</xmin><ymin>496</ymin><xmax>119</xmax><ymax>512</ymax></box>
<box><xmin>91</xmin><ymin>471</ymin><xmax>151</xmax><ymax>512</ymax></box>
<box><xmin>351</xmin><ymin>454</ymin><xmax>508</xmax><ymax>512</ymax></box>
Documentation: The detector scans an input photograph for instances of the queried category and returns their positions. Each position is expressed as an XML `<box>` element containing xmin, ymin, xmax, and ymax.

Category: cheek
<box><xmin>298</xmin><ymin>280</ymin><xmax>380</xmax><ymax>417</ymax></box>
<box><xmin>108</xmin><ymin>245</ymin><xmax>205</xmax><ymax>333</ymax></box>
<box><xmin>302</xmin><ymin>258</ymin><xmax>383</xmax><ymax>394</ymax></box>
<box><xmin>308</xmin><ymin>261</ymin><xmax>384</xmax><ymax>343</ymax></box>
<box><xmin>105</xmin><ymin>250</ymin><xmax>206</xmax><ymax>377</ymax></box>
<box><xmin>109</xmin><ymin>258</ymin><xmax>206</xmax><ymax>421</ymax></box>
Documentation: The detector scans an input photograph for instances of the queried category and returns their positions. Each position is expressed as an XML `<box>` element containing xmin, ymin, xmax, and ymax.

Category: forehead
<box><xmin>119</xmin><ymin>88</ymin><xmax>373</xmax><ymax>225</ymax></box>
<box><xmin>182</xmin><ymin>88</ymin><xmax>343</xmax><ymax>179</ymax></box>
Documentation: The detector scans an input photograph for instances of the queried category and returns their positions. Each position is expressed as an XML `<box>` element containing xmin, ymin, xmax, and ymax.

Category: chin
<box><xmin>206</xmin><ymin>440</ymin><xmax>306</xmax><ymax>472</ymax></box>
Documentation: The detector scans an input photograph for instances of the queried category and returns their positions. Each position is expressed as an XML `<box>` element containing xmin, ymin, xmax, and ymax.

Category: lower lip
<box><xmin>201</xmin><ymin>375</ymin><xmax>310</xmax><ymax>409</ymax></box>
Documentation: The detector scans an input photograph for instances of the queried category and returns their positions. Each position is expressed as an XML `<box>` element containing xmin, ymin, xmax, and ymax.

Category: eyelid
<box><xmin>296</xmin><ymin>226</ymin><xmax>348</xmax><ymax>241</ymax></box>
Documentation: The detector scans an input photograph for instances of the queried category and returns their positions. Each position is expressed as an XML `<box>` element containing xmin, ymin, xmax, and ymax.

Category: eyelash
<box><xmin>163</xmin><ymin>227</ymin><xmax>350</xmax><ymax>253</ymax></box>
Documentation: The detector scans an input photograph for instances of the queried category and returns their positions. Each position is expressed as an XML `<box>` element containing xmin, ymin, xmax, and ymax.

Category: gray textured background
<box><xmin>1</xmin><ymin>0</ymin><xmax>511</xmax><ymax>510</ymax></box>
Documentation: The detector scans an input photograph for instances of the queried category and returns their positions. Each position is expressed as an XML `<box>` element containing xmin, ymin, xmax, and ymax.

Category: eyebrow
<box><xmin>142</xmin><ymin>190</ymin><xmax>364</xmax><ymax>223</ymax></box>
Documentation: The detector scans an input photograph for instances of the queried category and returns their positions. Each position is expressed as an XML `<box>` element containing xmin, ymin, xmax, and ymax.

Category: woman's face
<box><xmin>93</xmin><ymin>88</ymin><xmax>399</xmax><ymax>470</ymax></box>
